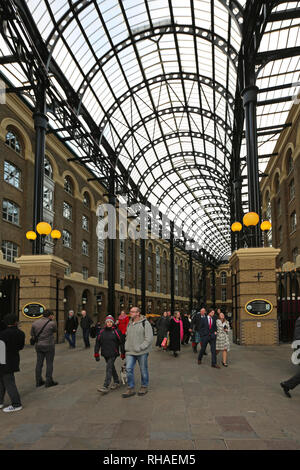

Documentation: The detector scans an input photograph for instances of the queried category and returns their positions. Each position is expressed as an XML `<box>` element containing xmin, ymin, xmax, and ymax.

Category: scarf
<box><xmin>173</xmin><ymin>318</ymin><xmax>184</xmax><ymax>341</ymax></box>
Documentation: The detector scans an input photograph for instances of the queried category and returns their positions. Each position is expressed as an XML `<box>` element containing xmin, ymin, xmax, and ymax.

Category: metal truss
<box><xmin>1</xmin><ymin>0</ymin><xmax>298</xmax><ymax>262</ymax></box>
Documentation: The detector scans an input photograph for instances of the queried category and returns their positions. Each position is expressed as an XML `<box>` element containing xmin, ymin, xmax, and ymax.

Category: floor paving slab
<box><xmin>0</xmin><ymin>337</ymin><xmax>299</xmax><ymax>450</ymax></box>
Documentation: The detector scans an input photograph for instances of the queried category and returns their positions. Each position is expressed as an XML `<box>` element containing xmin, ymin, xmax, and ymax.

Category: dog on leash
<box><xmin>120</xmin><ymin>362</ymin><xmax>127</xmax><ymax>385</ymax></box>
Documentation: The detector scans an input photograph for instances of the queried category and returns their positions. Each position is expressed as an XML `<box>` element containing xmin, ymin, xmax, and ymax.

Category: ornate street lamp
<box><xmin>26</xmin><ymin>223</ymin><xmax>62</xmax><ymax>253</ymax></box>
<box><xmin>231</xmin><ymin>212</ymin><xmax>270</xmax><ymax>248</ymax></box>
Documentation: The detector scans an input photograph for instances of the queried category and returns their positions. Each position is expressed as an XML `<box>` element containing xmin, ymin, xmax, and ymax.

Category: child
<box><xmin>94</xmin><ymin>315</ymin><xmax>125</xmax><ymax>394</ymax></box>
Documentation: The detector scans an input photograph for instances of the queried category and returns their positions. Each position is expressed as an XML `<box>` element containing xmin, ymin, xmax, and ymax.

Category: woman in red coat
<box><xmin>116</xmin><ymin>311</ymin><xmax>129</xmax><ymax>336</ymax></box>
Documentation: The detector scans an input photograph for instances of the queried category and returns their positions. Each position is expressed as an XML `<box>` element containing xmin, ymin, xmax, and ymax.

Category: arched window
<box><xmin>5</xmin><ymin>128</ymin><xmax>22</xmax><ymax>154</ymax></box>
<box><xmin>274</xmin><ymin>173</ymin><xmax>280</xmax><ymax>195</ymax></box>
<box><xmin>289</xmin><ymin>179</ymin><xmax>295</xmax><ymax>202</ymax></box>
<box><xmin>64</xmin><ymin>176</ymin><xmax>73</xmax><ymax>195</ymax></box>
<box><xmin>287</xmin><ymin>149</ymin><xmax>293</xmax><ymax>175</ymax></box>
<box><xmin>83</xmin><ymin>192</ymin><xmax>90</xmax><ymax>208</ymax></box>
<box><xmin>265</xmin><ymin>192</ymin><xmax>272</xmax><ymax>247</ymax></box>
<box><xmin>44</xmin><ymin>157</ymin><xmax>53</xmax><ymax>180</ymax></box>
<box><xmin>292</xmin><ymin>247</ymin><xmax>298</xmax><ymax>264</ymax></box>
<box><xmin>221</xmin><ymin>271</ymin><xmax>227</xmax><ymax>285</ymax></box>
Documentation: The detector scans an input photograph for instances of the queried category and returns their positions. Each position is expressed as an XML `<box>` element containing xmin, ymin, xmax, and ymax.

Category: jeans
<box><xmin>35</xmin><ymin>347</ymin><xmax>55</xmax><ymax>384</ymax></box>
<box><xmin>126</xmin><ymin>353</ymin><xmax>149</xmax><ymax>389</ymax></box>
<box><xmin>0</xmin><ymin>373</ymin><xmax>22</xmax><ymax>407</ymax></box>
<box><xmin>104</xmin><ymin>357</ymin><xmax>119</xmax><ymax>387</ymax></box>
<box><xmin>82</xmin><ymin>328</ymin><xmax>90</xmax><ymax>348</ymax></box>
<box><xmin>65</xmin><ymin>332</ymin><xmax>76</xmax><ymax>348</ymax></box>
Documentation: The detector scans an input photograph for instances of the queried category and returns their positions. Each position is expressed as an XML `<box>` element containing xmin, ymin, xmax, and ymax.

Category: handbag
<box><xmin>161</xmin><ymin>337</ymin><xmax>168</xmax><ymax>349</ymax></box>
<box><xmin>89</xmin><ymin>325</ymin><xmax>96</xmax><ymax>338</ymax></box>
<box><xmin>30</xmin><ymin>319</ymin><xmax>51</xmax><ymax>346</ymax></box>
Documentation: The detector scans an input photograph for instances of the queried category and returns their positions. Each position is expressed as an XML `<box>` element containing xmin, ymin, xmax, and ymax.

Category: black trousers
<box><xmin>198</xmin><ymin>334</ymin><xmax>217</xmax><ymax>365</ymax></box>
<box><xmin>35</xmin><ymin>347</ymin><xmax>55</xmax><ymax>384</ymax></box>
<box><xmin>0</xmin><ymin>373</ymin><xmax>22</xmax><ymax>407</ymax></box>
<box><xmin>104</xmin><ymin>357</ymin><xmax>119</xmax><ymax>387</ymax></box>
<box><xmin>284</xmin><ymin>369</ymin><xmax>300</xmax><ymax>390</ymax></box>
<box><xmin>82</xmin><ymin>328</ymin><xmax>90</xmax><ymax>347</ymax></box>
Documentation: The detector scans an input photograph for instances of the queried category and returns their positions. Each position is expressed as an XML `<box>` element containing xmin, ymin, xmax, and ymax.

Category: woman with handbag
<box><xmin>155</xmin><ymin>312</ymin><xmax>169</xmax><ymax>350</ymax></box>
<box><xmin>168</xmin><ymin>311</ymin><xmax>184</xmax><ymax>357</ymax></box>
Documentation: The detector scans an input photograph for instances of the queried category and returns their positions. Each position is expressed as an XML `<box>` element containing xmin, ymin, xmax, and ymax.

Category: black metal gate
<box><xmin>277</xmin><ymin>271</ymin><xmax>300</xmax><ymax>343</ymax></box>
<box><xmin>0</xmin><ymin>275</ymin><xmax>20</xmax><ymax>323</ymax></box>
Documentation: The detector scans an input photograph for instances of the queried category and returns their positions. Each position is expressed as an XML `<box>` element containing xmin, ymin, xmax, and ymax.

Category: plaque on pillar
<box><xmin>245</xmin><ymin>299</ymin><xmax>273</xmax><ymax>317</ymax></box>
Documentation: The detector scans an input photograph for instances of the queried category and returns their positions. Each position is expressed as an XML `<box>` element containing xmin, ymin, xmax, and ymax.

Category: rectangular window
<box><xmin>44</xmin><ymin>187</ymin><xmax>54</xmax><ymax>211</ymax></box>
<box><xmin>82</xmin><ymin>240</ymin><xmax>89</xmax><ymax>256</ymax></box>
<box><xmin>291</xmin><ymin>212</ymin><xmax>297</xmax><ymax>233</ymax></box>
<box><xmin>4</xmin><ymin>161</ymin><xmax>21</xmax><ymax>189</ymax></box>
<box><xmin>2</xmin><ymin>200</ymin><xmax>19</xmax><ymax>225</ymax></box>
<box><xmin>82</xmin><ymin>215</ymin><xmax>89</xmax><ymax>231</ymax></box>
<box><xmin>2</xmin><ymin>241</ymin><xmax>18</xmax><ymax>263</ymax></box>
<box><xmin>82</xmin><ymin>267</ymin><xmax>88</xmax><ymax>280</ymax></box>
<box><xmin>65</xmin><ymin>263</ymin><xmax>72</xmax><ymax>276</ymax></box>
<box><xmin>62</xmin><ymin>230</ymin><xmax>72</xmax><ymax>248</ymax></box>
<box><xmin>98</xmin><ymin>271</ymin><xmax>104</xmax><ymax>284</ymax></box>
<box><xmin>221</xmin><ymin>288</ymin><xmax>227</xmax><ymax>302</ymax></box>
<box><xmin>63</xmin><ymin>202</ymin><xmax>72</xmax><ymax>220</ymax></box>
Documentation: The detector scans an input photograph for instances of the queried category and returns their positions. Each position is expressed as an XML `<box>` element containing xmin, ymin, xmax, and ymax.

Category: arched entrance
<box><xmin>81</xmin><ymin>289</ymin><xmax>92</xmax><ymax>316</ymax></box>
<box><xmin>63</xmin><ymin>285</ymin><xmax>76</xmax><ymax>321</ymax></box>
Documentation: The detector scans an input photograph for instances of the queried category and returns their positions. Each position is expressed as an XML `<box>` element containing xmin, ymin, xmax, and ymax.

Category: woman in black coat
<box><xmin>94</xmin><ymin>315</ymin><xmax>125</xmax><ymax>394</ymax></box>
<box><xmin>0</xmin><ymin>314</ymin><xmax>25</xmax><ymax>412</ymax></box>
<box><xmin>168</xmin><ymin>311</ymin><xmax>184</xmax><ymax>357</ymax></box>
<box><xmin>156</xmin><ymin>312</ymin><xmax>169</xmax><ymax>348</ymax></box>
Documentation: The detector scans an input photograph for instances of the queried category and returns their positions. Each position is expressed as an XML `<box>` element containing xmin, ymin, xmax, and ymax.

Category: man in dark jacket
<box><xmin>64</xmin><ymin>310</ymin><xmax>78</xmax><ymax>348</ymax></box>
<box><xmin>280</xmin><ymin>316</ymin><xmax>300</xmax><ymax>398</ymax></box>
<box><xmin>80</xmin><ymin>310</ymin><xmax>93</xmax><ymax>348</ymax></box>
<box><xmin>197</xmin><ymin>308</ymin><xmax>220</xmax><ymax>368</ymax></box>
<box><xmin>182</xmin><ymin>313</ymin><xmax>191</xmax><ymax>345</ymax></box>
<box><xmin>31</xmin><ymin>309</ymin><xmax>58</xmax><ymax>388</ymax></box>
<box><xmin>94</xmin><ymin>315</ymin><xmax>125</xmax><ymax>394</ymax></box>
<box><xmin>0</xmin><ymin>314</ymin><xmax>25</xmax><ymax>412</ymax></box>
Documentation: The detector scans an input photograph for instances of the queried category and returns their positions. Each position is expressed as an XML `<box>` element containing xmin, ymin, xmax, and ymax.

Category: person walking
<box><xmin>80</xmin><ymin>310</ymin><xmax>93</xmax><ymax>348</ymax></box>
<box><xmin>94</xmin><ymin>315</ymin><xmax>125</xmax><ymax>394</ymax></box>
<box><xmin>190</xmin><ymin>308</ymin><xmax>207</xmax><ymax>354</ymax></box>
<box><xmin>64</xmin><ymin>310</ymin><xmax>78</xmax><ymax>348</ymax></box>
<box><xmin>197</xmin><ymin>308</ymin><xmax>220</xmax><ymax>368</ymax></box>
<box><xmin>216</xmin><ymin>312</ymin><xmax>230</xmax><ymax>366</ymax></box>
<box><xmin>0</xmin><ymin>314</ymin><xmax>25</xmax><ymax>412</ymax></box>
<box><xmin>168</xmin><ymin>311</ymin><xmax>184</xmax><ymax>357</ymax></box>
<box><xmin>280</xmin><ymin>315</ymin><xmax>300</xmax><ymax>398</ymax></box>
<box><xmin>182</xmin><ymin>312</ymin><xmax>191</xmax><ymax>345</ymax></box>
<box><xmin>122</xmin><ymin>307</ymin><xmax>153</xmax><ymax>398</ymax></box>
<box><xmin>156</xmin><ymin>311</ymin><xmax>170</xmax><ymax>350</ymax></box>
<box><xmin>31</xmin><ymin>309</ymin><xmax>58</xmax><ymax>388</ymax></box>
<box><xmin>116</xmin><ymin>310</ymin><xmax>130</xmax><ymax>336</ymax></box>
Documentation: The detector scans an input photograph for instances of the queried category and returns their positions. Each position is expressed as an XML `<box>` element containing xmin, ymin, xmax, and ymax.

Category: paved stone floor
<box><xmin>1</xmin><ymin>334</ymin><xmax>300</xmax><ymax>450</ymax></box>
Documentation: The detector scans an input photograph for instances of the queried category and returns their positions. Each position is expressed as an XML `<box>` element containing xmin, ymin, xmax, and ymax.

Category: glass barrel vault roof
<box><xmin>0</xmin><ymin>0</ymin><xmax>299</xmax><ymax>260</ymax></box>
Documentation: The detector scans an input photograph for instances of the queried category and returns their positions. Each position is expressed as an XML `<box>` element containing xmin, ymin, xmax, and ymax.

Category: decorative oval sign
<box><xmin>22</xmin><ymin>303</ymin><xmax>45</xmax><ymax>319</ymax></box>
<box><xmin>245</xmin><ymin>299</ymin><xmax>273</xmax><ymax>317</ymax></box>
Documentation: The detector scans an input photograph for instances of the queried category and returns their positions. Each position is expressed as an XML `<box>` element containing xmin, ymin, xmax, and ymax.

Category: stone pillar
<box><xmin>16</xmin><ymin>255</ymin><xmax>67</xmax><ymax>344</ymax></box>
<box><xmin>229</xmin><ymin>247</ymin><xmax>280</xmax><ymax>345</ymax></box>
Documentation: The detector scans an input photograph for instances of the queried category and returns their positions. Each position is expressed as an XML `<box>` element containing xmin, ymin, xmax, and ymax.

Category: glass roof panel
<box><xmin>2</xmin><ymin>1</ymin><xmax>298</xmax><ymax>258</ymax></box>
